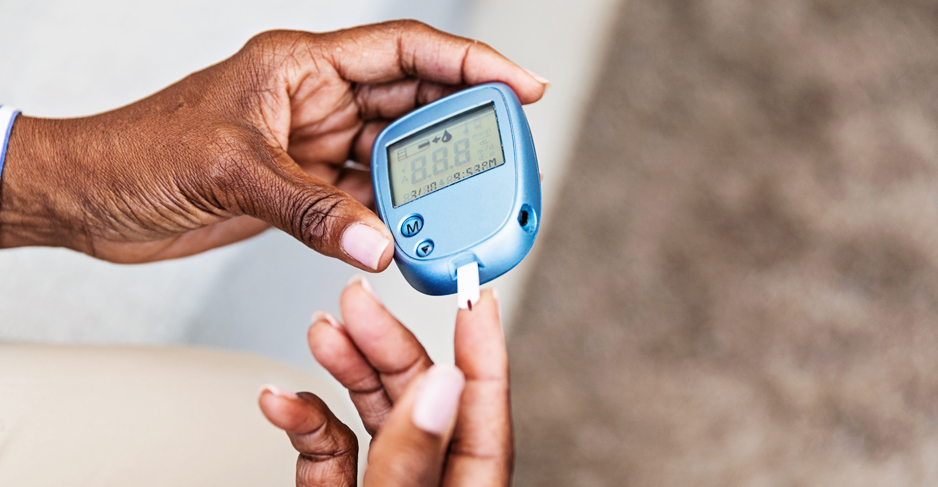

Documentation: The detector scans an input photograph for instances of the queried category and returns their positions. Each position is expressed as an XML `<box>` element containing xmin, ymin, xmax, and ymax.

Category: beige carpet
<box><xmin>508</xmin><ymin>1</ymin><xmax>938</xmax><ymax>486</ymax></box>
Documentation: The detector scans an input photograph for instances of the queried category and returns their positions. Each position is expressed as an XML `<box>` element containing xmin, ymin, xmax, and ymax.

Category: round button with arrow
<box><xmin>415</xmin><ymin>239</ymin><xmax>434</xmax><ymax>258</ymax></box>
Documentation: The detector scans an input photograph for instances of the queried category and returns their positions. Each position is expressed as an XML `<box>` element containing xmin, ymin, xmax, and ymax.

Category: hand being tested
<box><xmin>0</xmin><ymin>21</ymin><xmax>547</xmax><ymax>268</ymax></box>
<box><xmin>259</xmin><ymin>281</ymin><xmax>512</xmax><ymax>486</ymax></box>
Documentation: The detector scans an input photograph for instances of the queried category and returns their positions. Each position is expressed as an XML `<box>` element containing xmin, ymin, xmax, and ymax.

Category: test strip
<box><xmin>457</xmin><ymin>262</ymin><xmax>480</xmax><ymax>310</ymax></box>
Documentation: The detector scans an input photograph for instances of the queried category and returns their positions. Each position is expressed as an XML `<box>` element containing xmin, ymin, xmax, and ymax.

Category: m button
<box><xmin>400</xmin><ymin>215</ymin><xmax>424</xmax><ymax>238</ymax></box>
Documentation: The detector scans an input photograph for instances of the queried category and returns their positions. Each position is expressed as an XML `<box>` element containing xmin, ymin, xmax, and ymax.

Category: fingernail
<box><xmin>491</xmin><ymin>287</ymin><xmax>502</xmax><ymax>322</ymax></box>
<box><xmin>260</xmin><ymin>384</ymin><xmax>298</xmax><ymax>400</ymax></box>
<box><xmin>524</xmin><ymin>68</ymin><xmax>551</xmax><ymax>90</ymax></box>
<box><xmin>412</xmin><ymin>364</ymin><xmax>465</xmax><ymax>435</ymax></box>
<box><xmin>311</xmin><ymin>310</ymin><xmax>342</xmax><ymax>329</ymax></box>
<box><xmin>342</xmin><ymin>224</ymin><xmax>391</xmax><ymax>271</ymax></box>
<box><xmin>347</xmin><ymin>275</ymin><xmax>383</xmax><ymax>305</ymax></box>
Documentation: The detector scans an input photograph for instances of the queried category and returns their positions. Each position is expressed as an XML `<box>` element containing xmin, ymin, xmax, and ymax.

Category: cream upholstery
<box><xmin>0</xmin><ymin>344</ymin><xmax>355</xmax><ymax>486</ymax></box>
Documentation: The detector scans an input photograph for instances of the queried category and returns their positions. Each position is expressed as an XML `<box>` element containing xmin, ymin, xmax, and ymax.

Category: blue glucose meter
<box><xmin>371</xmin><ymin>82</ymin><xmax>541</xmax><ymax>297</ymax></box>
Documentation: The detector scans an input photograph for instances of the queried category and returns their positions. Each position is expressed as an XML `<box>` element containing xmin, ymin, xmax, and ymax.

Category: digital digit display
<box><xmin>387</xmin><ymin>103</ymin><xmax>505</xmax><ymax>207</ymax></box>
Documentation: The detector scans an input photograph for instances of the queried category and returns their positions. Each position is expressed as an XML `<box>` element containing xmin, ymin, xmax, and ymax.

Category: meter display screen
<box><xmin>388</xmin><ymin>103</ymin><xmax>505</xmax><ymax>207</ymax></box>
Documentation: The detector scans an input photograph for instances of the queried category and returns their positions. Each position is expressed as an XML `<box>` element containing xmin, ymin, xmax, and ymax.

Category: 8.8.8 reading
<box><xmin>401</xmin><ymin>157</ymin><xmax>501</xmax><ymax>204</ymax></box>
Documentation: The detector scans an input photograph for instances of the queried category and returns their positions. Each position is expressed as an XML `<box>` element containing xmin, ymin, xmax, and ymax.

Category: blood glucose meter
<box><xmin>371</xmin><ymin>82</ymin><xmax>541</xmax><ymax>303</ymax></box>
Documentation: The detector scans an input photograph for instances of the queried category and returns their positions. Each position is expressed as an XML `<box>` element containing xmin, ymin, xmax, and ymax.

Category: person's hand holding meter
<box><xmin>0</xmin><ymin>20</ymin><xmax>548</xmax><ymax>269</ymax></box>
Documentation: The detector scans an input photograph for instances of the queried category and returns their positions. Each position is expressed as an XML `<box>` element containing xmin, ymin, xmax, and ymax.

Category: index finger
<box><xmin>338</xmin><ymin>277</ymin><xmax>434</xmax><ymax>399</ymax></box>
<box><xmin>258</xmin><ymin>386</ymin><xmax>359</xmax><ymax>487</ymax></box>
<box><xmin>446</xmin><ymin>289</ymin><xmax>513</xmax><ymax>486</ymax></box>
<box><xmin>321</xmin><ymin>20</ymin><xmax>547</xmax><ymax>104</ymax></box>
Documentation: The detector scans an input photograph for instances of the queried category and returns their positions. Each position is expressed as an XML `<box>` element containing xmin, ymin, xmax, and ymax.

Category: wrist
<box><xmin>0</xmin><ymin>116</ymin><xmax>86</xmax><ymax>250</ymax></box>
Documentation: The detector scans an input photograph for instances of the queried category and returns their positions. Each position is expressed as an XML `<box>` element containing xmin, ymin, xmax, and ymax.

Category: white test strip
<box><xmin>456</xmin><ymin>262</ymin><xmax>481</xmax><ymax>310</ymax></box>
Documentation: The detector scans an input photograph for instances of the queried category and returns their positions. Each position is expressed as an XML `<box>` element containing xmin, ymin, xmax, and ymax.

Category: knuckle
<box><xmin>335</xmin><ymin>421</ymin><xmax>359</xmax><ymax>453</ymax></box>
<box><xmin>389</xmin><ymin>18</ymin><xmax>437</xmax><ymax>40</ymax></box>
<box><xmin>239</xmin><ymin>31</ymin><xmax>279</xmax><ymax>66</ymax></box>
<box><xmin>290</xmin><ymin>186</ymin><xmax>348</xmax><ymax>250</ymax></box>
<box><xmin>243</xmin><ymin>30</ymin><xmax>293</xmax><ymax>52</ymax></box>
<box><xmin>241</xmin><ymin>30</ymin><xmax>314</xmax><ymax>68</ymax></box>
<box><xmin>254</xmin><ymin>29</ymin><xmax>320</xmax><ymax>52</ymax></box>
<box><xmin>473</xmin><ymin>39</ymin><xmax>496</xmax><ymax>53</ymax></box>
<box><xmin>392</xmin><ymin>18</ymin><xmax>425</xmax><ymax>30</ymax></box>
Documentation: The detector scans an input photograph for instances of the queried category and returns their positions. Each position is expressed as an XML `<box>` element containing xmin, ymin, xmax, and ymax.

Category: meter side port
<box><xmin>518</xmin><ymin>204</ymin><xmax>537</xmax><ymax>233</ymax></box>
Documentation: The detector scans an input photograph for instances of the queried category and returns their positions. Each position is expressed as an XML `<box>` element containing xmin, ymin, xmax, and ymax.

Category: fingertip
<box><xmin>308</xmin><ymin>319</ymin><xmax>353</xmax><ymax>367</ymax></box>
<box><xmin>260</xmin><ymin>383</ymin><xmax>299</xmax><ymax>400</ymax></box>
<box><xmin>459</xmin><ymin>288</ymin><xmax>500</xmax><ymax>321</ymax></box>
<box><xmin>340</xmin><ymin>275</ymin><xmax>389</xmax><ymax>325</ymax></box>
<box><xmin>307</xmin><ymin>311</ymin><xmax>346</xmax><ymax>363</ymax></box>
<box><xmin>341</xmin><ymin>222</ymin><xmax>393</xmax><ymax>271</ymax></box>
<box><xmin>346</xmin><ymin>274</ymin><xmax>384</xmax><ymax>304</ymax></box>
<box><xmin>311</xmin><ymin>310</ymin><xmax>343</xmax><ymax>329</ymax></box>
<box><xmin>463</xmin><ymin>42</ymin><xmax>547</xmax><ymax>104</ymax></box>
<box><xmin>488</xmin><ymin>287</ymin><xmax>502</xmax><ymax>323</ymax></box>
<box><xmin>375</xmin><ymin>238</ymin><xmax>395</xmax><ymax>271</ymax></box>
<box><xmin>523</xmin><ymin>68</ymin><xmax>551</xmax><ymax>86</ymax></box>
<box><xmin>455</xmin><ymin>289</ymin><xmax>508</xmax><ymax>380</ymax></box>
<box><xmin>514</xmin><ymin>72</ymin><xmax>549</xmax><ymax>104</ymax></box>
<box><xmin>482</xmin><ymin>287</ymin><xmax>497</xmax><ymax>303</ymax></box>
<box><xmin>259</xmin><ymin>384</ymin><xmax>303</xmax><ymax>430</ymax></box>
<box><xmin>522</xmin><ymin>68</ymin><xmax>551</xmax><ymax>102</ymax></box>
<box><xmin>260</xmin><ymin>387</ymin><xmax>330</xmax><ymax>434</ymax></box>
<box><xmin>412</xmin><ymin>364</ymin><xmax>466</xmax><ymax>435</ymax></box>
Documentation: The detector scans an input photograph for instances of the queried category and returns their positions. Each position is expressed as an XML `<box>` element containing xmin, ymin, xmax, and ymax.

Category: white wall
<box><xmin>0</xmin><ymin>0</ymin><xmax>619</xmax><ymax>372</ymax></box>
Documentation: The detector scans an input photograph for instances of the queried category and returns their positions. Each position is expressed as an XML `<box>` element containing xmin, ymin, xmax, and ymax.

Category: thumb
<box><xmin>364</xmin><ymin>364</ymin><xmax>466</xmax><ymax>487</ymax></box>
<box><xmin>236</xmin><ymin>147</ymin><xmax>394</xmax><ymax>271</ymax></box>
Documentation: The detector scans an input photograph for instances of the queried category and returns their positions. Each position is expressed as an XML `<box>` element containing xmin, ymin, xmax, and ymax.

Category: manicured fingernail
<box><xmin>342</xmin><ymin>224</ymin><xmax>390</xmax><ymax>271</ymax></box>
<box><xmin>347</xmin><ymin>275</ymin><xmax>383</xmax><ymax>305</ymax></box>
<box><xmin>311</xmin><ymin>310</ymin><xmax>342</xmax><ymax>329</ymax></box>
<box><xmin>260</xmin><ymin>384</ymin><xmax>298</xmax><ymax>400</ymax></box>
<box><xmin>412</xmin><ymin>364</ymin><xmax>465</xmax><ymax>435</ymax></box>
<box><xmin>524</xmin><ymin>68</ymin><xmax>551</xmax><ymax>90</ymax></box>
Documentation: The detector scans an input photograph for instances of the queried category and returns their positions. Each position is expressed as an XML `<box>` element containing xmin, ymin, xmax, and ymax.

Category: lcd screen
<box><xmin>388</xmin><ymin>103</ymin><xmax>505</xmax><ymax>207</ymax></box>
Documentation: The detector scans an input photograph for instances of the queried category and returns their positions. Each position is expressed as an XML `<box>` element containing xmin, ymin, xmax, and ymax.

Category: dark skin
<box><xmin>0</xmin><ymin>20</ymin><xmax>543</xmax><ymax>485</ymax></box>
<box><xmin>259</xmin><ymin>283</ymin><xmax>511</xmax><ymax>486</ymax></box>
<box><xmin>0</xmin><ymin>20</ymin><xmax>546</xmax><ymax>269</ymax></box>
